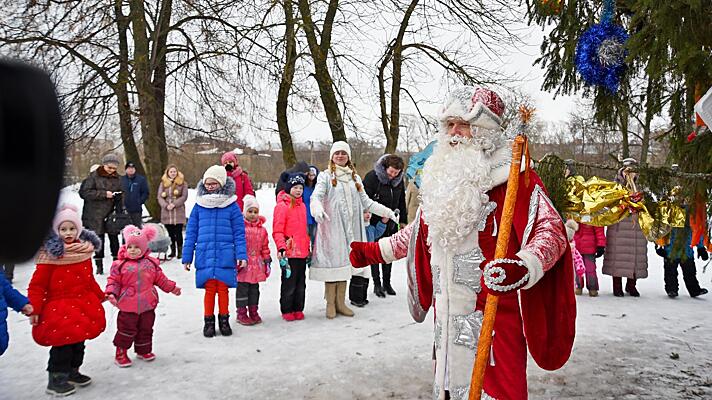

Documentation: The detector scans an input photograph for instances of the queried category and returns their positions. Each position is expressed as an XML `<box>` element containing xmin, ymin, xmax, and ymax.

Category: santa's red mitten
<box><xmin>483</xmin><ymin>256</ymin><xmax>530</xmax><ymax>294</ymax></box>
<box><xmin>349</xmin><ymin>242</ymin><xmax>385</xmax><ymax>268</ymax></box>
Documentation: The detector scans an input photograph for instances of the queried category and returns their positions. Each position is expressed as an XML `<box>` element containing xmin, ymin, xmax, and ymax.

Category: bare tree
<box><xmin>377</xmin><ymin>0</ymin><xmax>520</xmax><ymax>153</ymax></box>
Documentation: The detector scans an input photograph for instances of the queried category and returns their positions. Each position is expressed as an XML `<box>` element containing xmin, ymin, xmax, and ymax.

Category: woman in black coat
<box><xmin>358</xmin><ymin>154</ymin><xmax>407</xmax><ymax>299</ymax></box>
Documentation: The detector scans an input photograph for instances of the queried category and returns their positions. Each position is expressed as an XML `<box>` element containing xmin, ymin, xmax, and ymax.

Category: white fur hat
<box><xmin>203</xmin><ymin>165</ymin><xmax>227</xmax><ymax>187</ymax></box>
<box><xmin>438</xmin><ymin>86</ymin><xmax>505</xmax><ymax>130</ymax></box>
<box><xmin>330</xmin><ymin>141</ymin><xmax>351</xmax><ymax>159</ymax></box>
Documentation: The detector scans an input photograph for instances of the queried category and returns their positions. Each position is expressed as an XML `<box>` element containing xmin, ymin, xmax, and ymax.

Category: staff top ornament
<box><xmin>574</xmin><ymin>0</ymin><xmax>629</xmax><ymax>93</ymax></box>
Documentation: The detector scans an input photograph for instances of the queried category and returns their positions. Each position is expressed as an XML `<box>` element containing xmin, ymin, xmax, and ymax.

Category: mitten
<box><xmin>595</xmin><ymin>246</ymin><xmax>605</xmax><ymax>258</ymax></box>
<box><xmin>107</xmin><ymin>294</ymin><xmax>118</xmax><ymax>307</ymax></box>
<box><xmin>349</xmin><ymin>242</ymin><xmax>385</xmax><ymax>268</ymax></box>
<box><xmin>483</xmin><ymin>256</ymin><xmax>529</xmax><ymax>294</ymax></box>
<box><xmin>280</xmin><ymin>258</ymin><xmax>291</xmax><ymax>279</ymax></box>
<box><xmin>655</xmin><ymin>246</ymin><xmax>667</xmax><ymax>258</ymax></box>
<box><xmin>311</xmin><ymin>202</ymin><xmax>330</xmax><ymax>224</ymax></box>
<box><xmin>699</xmin><ymin>248</ymin><xmax>709</xmax><ymax>261</ymax></box>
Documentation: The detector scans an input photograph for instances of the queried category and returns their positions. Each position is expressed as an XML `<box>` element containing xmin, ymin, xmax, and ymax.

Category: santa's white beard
<box><xmin>420</xmin><ymin>134</ymin><xmax>495</xmax><ymax>251</ymax></box>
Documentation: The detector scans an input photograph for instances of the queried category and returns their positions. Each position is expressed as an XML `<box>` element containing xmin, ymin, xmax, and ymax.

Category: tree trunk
<box><xmin>276</xmin><ymin>0</ymin><xmax>298</xmax><ymax>168</ymax></box>
<box><xmin>384</xmin><ymin>0</ymin><xmax>420</xmax><ymax>154</ymax></box>
<box><xmin>129</xmin><ymin>0</ymin><xmax>165</xmax><ymax>220</ymax></box>
<box><xmin>296</xmin><ymin>0</ymin><xmax>346</xmax><ymax>143</ymax></box>
<box><xmin>639</xmin><ymin>77</ymin><xmax>656</xmax><ymax>166</ymax></box>
<box><xmin>114</xmin><ymin>0</ymin><xmax>143</xmax><ymax>177</ymax></box>
<box><xmin>619</xmin><ymin>108</ymin><xmax>630</xmax><ymax>159</ymax></box>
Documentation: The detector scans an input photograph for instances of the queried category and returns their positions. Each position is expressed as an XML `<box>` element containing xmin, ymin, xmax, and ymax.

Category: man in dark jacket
<box><xmin>360</xmin><ymin>154</ymin><xmax>408</xmax><ymax>299</ymax></box>
<box><xmin>79</xmin><ymin>153</ymin><xmax>123</xmax><ymax>274</ymax></box>
<box><xmin>120</xmin><ymin>161</ymin><xmax>149</xmax><ymax>227</ymax></box>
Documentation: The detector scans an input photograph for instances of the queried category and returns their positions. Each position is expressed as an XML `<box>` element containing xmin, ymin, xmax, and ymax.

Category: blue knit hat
<box><xmin>283</xmin><ymin>173</ymin><xmax>306</xmax><ymax>193</ymax></box>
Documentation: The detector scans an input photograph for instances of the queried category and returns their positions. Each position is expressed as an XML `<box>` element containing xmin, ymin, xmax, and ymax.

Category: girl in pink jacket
<box><xmin>273</xmin><ymin>173</ymin><xmax>310</xmax><ymax>322</ymax></box>
<box><xmin>105</xmin><ymin>225</ymin><xmax>181</xmax><ymax>367</ymax></box>
<box><xmin>573</xmin><ymin>222</ymin><xmax>606</xmax><ymax>296</ymax></box>
<box><xmin>236</xmin><ymin>195</ymin><xmax>272</xmax><ymax>326</ymax></box>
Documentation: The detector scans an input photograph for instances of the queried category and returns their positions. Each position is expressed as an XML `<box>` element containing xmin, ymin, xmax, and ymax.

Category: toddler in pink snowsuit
<box><xmin>106</xmin><ymin>225</ymin><xmax>181</xmax><ymax>367</ymax></box>
<box><xmin>572</xmin><ymin>221</ymin><xmax>606</xmax><ymax>296</ymax></box>
<box><xmin>236</xmin><ymin>195</ymin><xmax>272</xmax><ymax>326</ymax></box>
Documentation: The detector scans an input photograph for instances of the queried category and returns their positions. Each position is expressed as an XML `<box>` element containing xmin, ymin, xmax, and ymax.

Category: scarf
<box><xmin>36</xmin><ymin>241</ymin><xmax>95</xmax><ymax>265</ymax></box>
<box><xmin>334</xmin><ymin>165</ymin><xmax>354</xmax><ymax>183</ymax></box>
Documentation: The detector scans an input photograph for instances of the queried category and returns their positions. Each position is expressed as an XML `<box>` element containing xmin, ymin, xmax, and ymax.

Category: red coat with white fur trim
<box><xmin>380</xmin><ymin>171</ymin><xmax>575</xmax><ymax>400</ymax></box>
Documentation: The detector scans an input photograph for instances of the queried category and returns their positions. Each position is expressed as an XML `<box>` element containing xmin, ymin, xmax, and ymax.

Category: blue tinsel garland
<box><xmin>575</xmin><ymin>21</ymin><xmax>629</xmax><ymax>93</ymax></box>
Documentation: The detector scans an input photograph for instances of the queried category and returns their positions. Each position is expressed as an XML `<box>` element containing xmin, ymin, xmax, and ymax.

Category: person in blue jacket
<box><xmin>182</xmin><ymin>165</ymin><xmax>247</xmax><ymax>338</ymax></box>
<box><xmin>120</xmin><ymin>161</ymin><xmax>149</xmax><ymax>227</ymax></box>
<box><xmin>656</xmin><ymin>221</ymin><xmax>709</xmax><ymax>298</ymax></box>
<box><xmin>303</xmin><ymin>165</ymin><xmax>319</xmax><ymax>259</ymax></box>
<box><xmin>349</xmin><ymin>210</ymin><xmax>387</xmax><ymax>308</ymax></box>
<box><xmin>1</xmin><ymin>273</ymin><xmax>33</xmax><ymax>356</ymax></box>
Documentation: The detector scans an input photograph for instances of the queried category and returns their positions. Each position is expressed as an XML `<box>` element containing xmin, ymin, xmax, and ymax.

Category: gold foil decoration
<box><xmin>563</xmin><ymin>176</ymin><xmax>685</xmax><ymax>242</ymax></box>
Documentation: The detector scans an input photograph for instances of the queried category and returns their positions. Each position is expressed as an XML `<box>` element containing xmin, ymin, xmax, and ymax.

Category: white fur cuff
<box><xmin>379</xmin><ymin>237</ymin><xmax>397</xmax><ymax>264</ymax></box>
<box><xmin>518</xmin><ymin>249</ymin><xmax>544</xmax><ymax>290</ymax></box>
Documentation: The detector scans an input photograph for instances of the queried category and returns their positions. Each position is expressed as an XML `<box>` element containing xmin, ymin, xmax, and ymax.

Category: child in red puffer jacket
<box><xmin>106</xmin><ymin>225</ymin><xmax>181</xmax><ymax>368</ymax></box>
<box><xmin>236</xmin><ymin>195</ymin><xmax>272</xmax><ymax>326</ymax></box>
<box><xmin>29</xmin><ymin>204</ymin><xmax>106</xmax><ymax>396</ymax></box>
<box><xmin>273</xmin><ymin>173</ymin><xmax>310</xmax><ymax>322</ymax></box>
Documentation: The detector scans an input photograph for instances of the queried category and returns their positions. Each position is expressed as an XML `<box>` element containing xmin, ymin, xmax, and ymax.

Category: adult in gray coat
<box><xmin>602</xmin><ymin>158</ymin><xmax>647</xmax><ymax>297</ymax></box>
<box><xmin>157</xmin><ymin>164</ymin><xmax>189</xmax><ymax>258</ymax></box>
<box><xmin>79</xmin><ymin>153</ymin><xmax>122</xmax><ymax>274</ymax></box>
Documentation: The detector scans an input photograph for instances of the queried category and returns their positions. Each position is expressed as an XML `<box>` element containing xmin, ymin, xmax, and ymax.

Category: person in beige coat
<box><xmin>157</xmin><ymin>164</ymin><xmax>188</xmax><ymax>258</ymax></box>
<box><xmin>602</xmin><ymin>159</ymin><xmax>647</xmax><ymax>297</ymax></box>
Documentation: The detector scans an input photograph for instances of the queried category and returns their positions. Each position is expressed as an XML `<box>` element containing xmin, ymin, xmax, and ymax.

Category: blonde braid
<box><xmin>330</xmin><ymin>162</ymin><xmax>337</xmax><ymax>187</ymax></box>
<box><xmin>348</xmin><ymin>161</ymin><xmax>363</xmax><ymax>192</ymax></box>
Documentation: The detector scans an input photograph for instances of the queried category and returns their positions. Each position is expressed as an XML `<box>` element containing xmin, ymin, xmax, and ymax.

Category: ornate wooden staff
<box><xmin>468</xmin><ymin>106</ymin><xmax>533</xmax><ymax>400</ymax></box>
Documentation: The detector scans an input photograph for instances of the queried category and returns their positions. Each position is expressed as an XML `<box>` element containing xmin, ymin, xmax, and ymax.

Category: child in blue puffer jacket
<box><xmin>183</xmin><ymin>165</ymin><xmax>247</xmax><ymax>338</ymax></box>
<box><xmin>1</xmin><ymin>273</ymin><xmax>33</xmax><ymax>356</ymax></box>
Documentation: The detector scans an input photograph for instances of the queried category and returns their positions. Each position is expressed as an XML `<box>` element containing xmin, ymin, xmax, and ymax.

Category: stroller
<box><xmin>146</xmin><ymin>223</ymin><xmax>172</xmax><ymax>262</ymax></box>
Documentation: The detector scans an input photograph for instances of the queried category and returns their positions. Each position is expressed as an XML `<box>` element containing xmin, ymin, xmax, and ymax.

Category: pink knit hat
<box><xmin>221</xmin><ymin>151</ymin><xmax>238</xmax><ymax>166</ymax></box>
<box><xmin>242</xmin><ymin>194</ymin><xmax>259</xmax><ymax>212</ymax></box>
<box><xmin>53</xmin><ymin>204</ymin><xmax>83</xmax><ymax>236</ymax></box>
<box><xmin>122</xmin><ymin>225</ymin><xmax>157</xmax><ymax>256</ymax></box>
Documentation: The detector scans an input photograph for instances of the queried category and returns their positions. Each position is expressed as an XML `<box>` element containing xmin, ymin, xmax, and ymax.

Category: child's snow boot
<box><xmin>574</xmin><ymin>287</ymin><xmax>583</xmax><ymax>295</ymax></box>
<box><xmin>46</xmin><ymin>372</ymin><xmax>76</xmax><ymax>396</ymax></box>
<box><xmin>203</xmin><ymin>315</ymin><xmax>216</xmax><ymax>338</ymax></box>
<box><xmin>136</xmin><ymin>352</ymin><xmax>156</xmax><ymax>361</ymax></box>
<box><xmin>588</xmin><ymin>290</ymin><xmax>598</xmax><ymax>297</ymax></box>
<box><xmin>237</xmin><ymin>307</ymin><xmax>255</xmax><ymax>326</ymax></box>
<box><xmin>218</xmin><ymin>314</ymin><xmax>233</xmax><ymax>336</ymax></box>
<box><xmin>114</xmin><ymin>347</ymin><xmax>132</xmax><ymax>368</ymax></box>
<box><xmin>67</xmin><ymin>368</ymin><xmax>91</xmax><ymax>386</ymax></box>
<box><xmin>282</xmin><ymin>312</ymin><xmax>296</xmax><ymax>321</ymax></box>
<box><xmin>248</xmin><ymin>305</ymin><xmax>262</xmax><ymax>324</ymax></box>
<box><xmin>293</xmin><ymin>311</ymin><xmax>305</xmax><ymax>320</ymax></box>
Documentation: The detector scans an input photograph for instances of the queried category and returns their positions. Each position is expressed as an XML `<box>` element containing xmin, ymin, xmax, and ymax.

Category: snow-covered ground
<box><xmin>2</xmin><ymin>188</ymin><xmax>711</xmax><ymax>399</ymax></box>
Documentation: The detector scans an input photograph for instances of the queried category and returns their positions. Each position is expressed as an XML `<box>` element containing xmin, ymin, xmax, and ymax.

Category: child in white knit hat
<box><xmin>235</xmin><ymin>194</ymin><xmax>272</xmax><ymax>326</ymax></box>
<box><xmin>182</xmin><ymin>166</ymin><xmax>247</xmax><ymax>338</ymax></box>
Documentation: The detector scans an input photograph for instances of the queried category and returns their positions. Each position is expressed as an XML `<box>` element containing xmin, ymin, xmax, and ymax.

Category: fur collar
<box><xmin>97</xmin><ymin>166</ymin><xmax>119</xmax><ymax>178</ymax></box>
<box><xmin>196</xmin><ymin>177</ymin><xmax>237</xmax><ymax>208</ymax></box>
<box><xmin>45</xmin><ymin>229</ymin><xmax>102</xmax><ymax>258</ymax></box>
<box><xmin>161</xmin><ymin>171</ymin><xmax>185</xmax><ymax>187</ymax></box>
<box><xmin>486</xmin><ymin>144</ymin><xmax>533</xmax><ymax>190</ymax></box>
<box><xmin>374</xmin><ymin>154</ymin><xmax>404</xmax><ymax>187</ymax></box>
